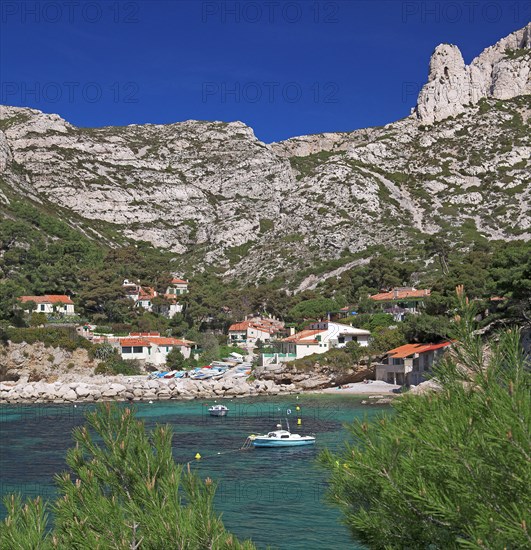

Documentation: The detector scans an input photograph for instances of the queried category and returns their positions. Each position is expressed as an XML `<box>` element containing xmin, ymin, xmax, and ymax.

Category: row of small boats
<box><xmin>148</xmin><ymin>363</ymin><xmax>252</xmax><ymax>381</ymax></box>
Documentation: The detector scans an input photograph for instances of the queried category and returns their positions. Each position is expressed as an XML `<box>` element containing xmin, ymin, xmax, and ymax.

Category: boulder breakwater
<box><xmin>0</xmin><ymin>376</ymin><xmax>296</xmax><ymax>404</ymax></box>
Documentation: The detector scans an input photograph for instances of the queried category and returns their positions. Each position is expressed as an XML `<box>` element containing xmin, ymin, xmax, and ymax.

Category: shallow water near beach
<box><xmin>0</xmin><ymin>394</ymin><xmax>389</xmax><ymax>549</ymax></box>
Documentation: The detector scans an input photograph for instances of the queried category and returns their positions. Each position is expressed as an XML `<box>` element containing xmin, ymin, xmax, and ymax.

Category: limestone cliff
<box><xmin>0</xmin><ymin>26</ymin><xmax>529</xmax><ymax>285</ymax></box>
<box><xmin>416</xmin><ymin>23</ymin><xmax>531</xmax><ymax>123</ymax></box>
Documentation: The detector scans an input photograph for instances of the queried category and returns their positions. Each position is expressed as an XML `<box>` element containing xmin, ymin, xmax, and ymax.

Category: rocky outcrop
<box><xmin>255</xmin><ymin>362</ymin><xmax>374</xmax><ymax>390</ymax></box>
<box><xmin>416</xmin><ymin>23</ymin><xmax>531</xmax><ymax>123</ymax></box>
<box><xmin>0</xmin><ymin>341</ymin><xmax>96</xmax><ymax>383</ymax></box>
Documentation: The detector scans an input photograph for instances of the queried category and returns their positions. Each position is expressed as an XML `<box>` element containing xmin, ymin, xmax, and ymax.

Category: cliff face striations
<box><xmin>0</xmin><ymin>26</ymin><xmax>529</xmax><ymax>283</ymax></box>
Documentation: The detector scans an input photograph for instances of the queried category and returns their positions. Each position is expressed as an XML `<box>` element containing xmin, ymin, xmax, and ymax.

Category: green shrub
<box><xmin>6</xmin><ymin>327</ymin><xmax>93</xmax><ymax>353</ymax></box>
<box><xmin>95</xmin><ymin>353</ymin><xmax>141</xmax><ymax>376</ymax></box>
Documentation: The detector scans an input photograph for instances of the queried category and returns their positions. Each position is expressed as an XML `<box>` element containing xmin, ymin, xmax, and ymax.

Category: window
<box><xmin>338</xmin><ymin>336</ymin><xmax>345</xmax><ymax>344</ymax></box>
<box><xmin>40</xmin><ymin>305</ymin><xmax>45</xmax><ymax>311</ymax></box>
<box><xmin>133</xmin><ymin>346</ymin><xmax>143</xmax><ymax>354</ymax></box>
<box><xmin>63</xmin><ymin>305</ymin><xmax>67</xmax><ymax>311</ymax></box>
<box><xmin>122</xmin><ymin>346</ymin><xmax>132</xmax><ymax>354</ymax></box>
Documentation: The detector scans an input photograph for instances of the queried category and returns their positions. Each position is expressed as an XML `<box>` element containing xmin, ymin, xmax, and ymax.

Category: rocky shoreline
<box><xmin>0</xmin><ymin>376</ymin><xmax>297</xmax><ymax>404</ymax></box>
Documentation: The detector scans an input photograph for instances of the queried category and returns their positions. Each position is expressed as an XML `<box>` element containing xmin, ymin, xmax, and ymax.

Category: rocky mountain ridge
<box><xmin>415</xmin><ymin>23</ymin><xmax>531</xmax><ymax>123</ymax></box>
<box><xmin>0</xmin><ymin>25</ymin><xmax>529</xmax><ymax>285</ymax></box>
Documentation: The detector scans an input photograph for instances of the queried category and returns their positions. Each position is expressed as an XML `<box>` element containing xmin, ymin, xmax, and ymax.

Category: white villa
<box><xmin>166</xmin><ymin>278</ymin><xmax>189</xmax><ymax>296</ymax></box>
<box><xmin>376</xmin><ymin>341</ymin><xmax>452</xmax><ymax>385</ymax></box>
<box><xmin>118</xmin><ymin>332</ymin><xmax>195</xmax><ymax>366</ymax></box>
<box><xmin>18</xmin><ymin>295</ymin><xmax>76</xmax><ymax>315</ymax></box>
<box><xmin>268</xmin><ymin>321</ymin><xmax>371</xmax><ymax>363</ymax></box>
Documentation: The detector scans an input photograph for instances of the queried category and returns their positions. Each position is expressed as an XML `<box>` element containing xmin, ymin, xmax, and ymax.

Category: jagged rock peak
<box><xmin>416</xmin><ymin>23</ymin><xmax>531</xmax><ymax>124</ymax></box>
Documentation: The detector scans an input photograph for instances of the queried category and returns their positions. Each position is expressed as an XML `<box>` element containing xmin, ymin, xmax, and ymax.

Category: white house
<box><xmin>162</xmin><ymin>278</ymin><xmax>188</xmax><ymax>319</ymax></box>
<box><xmin>376</xmin><ymin>342</ymin><xmax>452</xmax><ymax>385</ymax></box>
<box><xmin>166</xmin><ymin>278</ymin><xmax>189</xmax><ymax>296</ymax></box>
<box><xmin>118</xmin><ymin>333</ymin><xmax>194</xmax><ymax>366</ymax></box>
<box><xmin>228</xmin><ymin>318</ymin><xmax>284</xmax><ymax>345</ymax></box>
<box><xmin>273</xmin><ymin>321</ymin><xmax>371</xmax><ymax>362</ymax></box>
<box><xmin>18</xmin><ymin>295</ymin><xmax>76</xmax><ymax>315</ymax></box>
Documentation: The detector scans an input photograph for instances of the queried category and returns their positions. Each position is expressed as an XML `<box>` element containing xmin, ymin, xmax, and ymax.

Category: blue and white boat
<box><xmin>251</xmin><ymin>420</ymin><xmax>315</xmax><ymax>448</ymax></box>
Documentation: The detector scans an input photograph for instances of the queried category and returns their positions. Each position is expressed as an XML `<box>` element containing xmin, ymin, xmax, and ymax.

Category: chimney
<box><xmin>289</xmin><ymin>327</ymin><xmax>295</xmax><ymax>336</ymax></box>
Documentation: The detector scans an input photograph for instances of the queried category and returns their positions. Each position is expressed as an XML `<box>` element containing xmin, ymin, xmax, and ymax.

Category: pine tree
<box><xmin>0</xmin><ymin>403</ymin><xmax>255</xmax><ymax>549</ymax></box>
<box><xmin>321</xmin><ymin>291</ymin><xmax>530</xmax><ymax>549</ymax></box>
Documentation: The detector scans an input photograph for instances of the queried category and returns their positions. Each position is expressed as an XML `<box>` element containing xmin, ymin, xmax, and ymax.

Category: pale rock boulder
<box><xmin>416</xmin><ymin>23</ymin><xmax>531</xmax><ymax>124</ymax></box>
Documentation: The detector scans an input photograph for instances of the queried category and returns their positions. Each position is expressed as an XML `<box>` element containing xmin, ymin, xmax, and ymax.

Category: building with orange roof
<box><xmin>264</xmin><ymin>321</ymin><xmax>371</xmax><ymax>364</ymax></box>
<box><xmin>369</xmin><ymin>287</ymin><xmax>431</xmax><ymax>321</ymax></box>
<box><xmin>228</xmin><ymin>317</ymin><xmax>284</xmax><ymax>345</ymax></box>
<box><xmin>118</xmin><ymin>333</ymin><xmax>195</xmax><ymax>365</ymax></box>
<box><xmin>376</xmin><ymin>341</ymin><xmax>452</xmax><ymax>385</ymax></box>
<box><xmin>166</xmin><ymin>277</ymin><xmax>189</xmax><ymax>296</ymax></box>
<box><xmin>18</xmin><ymin>295</ymin><xmax>75</xmax><ymax>315</ymax></box>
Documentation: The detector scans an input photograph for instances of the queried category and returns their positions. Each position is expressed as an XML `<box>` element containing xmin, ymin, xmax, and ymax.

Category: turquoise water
<box><xmin>0</xmin><ymin>395</ymin><xmax>389</xmax><ymax>549</ymax></box>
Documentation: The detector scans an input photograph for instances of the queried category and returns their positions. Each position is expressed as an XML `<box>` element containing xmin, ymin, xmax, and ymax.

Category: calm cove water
<box><xmin>0</xmin><ymin>395</ymin><xmax>389</xmax><ymax>549</ymax></box>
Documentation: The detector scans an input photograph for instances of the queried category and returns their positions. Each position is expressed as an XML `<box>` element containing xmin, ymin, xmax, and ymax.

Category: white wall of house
<box><xmin>120</xmin><ymin>343</ymin><xmax>191</xmax><ymax>365</ymax></box>
<box><xmin>168</xmin><ymin>303</ymin><xmax>183</xmax><ymax>318</ymax></box>
<box><xmin>36</xmin><ymin>303</ymin><xmax>75</xmax><ymax>315</ymax></box>
<box><xmin>294</xmin><ymin>341</ymin><xmax>327</xmax><ymax>359</ymax></box>
<box><xmin>308</xmin><ymin>322</ymin><xmax>370</xmax><ymax>348</ymax></box>
<box><xmin>229</xmin><ymin>327</ymin><xmax>271</xmax><ymax>344</ymax></box>
<box><xmin>166</xmin><ymin>284</ymin><xmax>188</xmax><ymax>295</ymax></box>
<box><xmin>136</xmin><ymin>299</ymin><xmax>153</xmax><ymax>312</ymax></box>
<box><xmin>229</xmin><ymin>330</ymin><xmax>247</xmax><ymax>342</ymax></box>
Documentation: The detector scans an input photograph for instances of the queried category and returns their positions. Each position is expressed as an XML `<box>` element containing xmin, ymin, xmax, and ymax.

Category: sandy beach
<box><xmin>318</xmin><ymin>381</ymin><xmax>401</xmax><ymax>395</ymax></box>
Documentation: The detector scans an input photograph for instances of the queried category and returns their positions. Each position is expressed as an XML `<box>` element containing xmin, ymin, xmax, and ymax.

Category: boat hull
<box><xmin>209</xmin><ymin>410</ymin><xmax>228</xmax><ymax>417</ymax></box>
<box><xmin>252</xmin><ymin>438</ymin><xmax>315</xmax><ymax>447</ymax></box>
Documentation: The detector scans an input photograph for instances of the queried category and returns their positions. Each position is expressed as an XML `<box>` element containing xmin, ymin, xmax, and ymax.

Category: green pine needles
<box><xmin>0</xmin><ymin>404</ymin><xmax>255</xmax><ymax>549</ymax></box>
<box><xmin>321</xmin><ymin>291</ymin><xmax>530</xmax><ymax>548</ymax></box>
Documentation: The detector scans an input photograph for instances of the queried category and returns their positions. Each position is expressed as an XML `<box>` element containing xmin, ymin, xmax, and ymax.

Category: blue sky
<box><xmin>0</xmin><ymin>1</ymin><xmax>528</xmax><ymax>142</ymax></box>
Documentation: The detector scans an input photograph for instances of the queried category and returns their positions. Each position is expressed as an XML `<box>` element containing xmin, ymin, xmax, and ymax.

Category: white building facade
<box><xmin>272</xmin><ymin>322</ymin><xmax>371</xmax><ymax>362</ymax></box>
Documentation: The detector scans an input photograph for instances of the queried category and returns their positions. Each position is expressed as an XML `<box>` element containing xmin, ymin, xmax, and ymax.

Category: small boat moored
<box><xmin>209</xmin><ymin>404</ymin><xmax>229</xmax><ymax>417</ymax></box>
<box><xmin>251</xmin><ymin>421</ymin><xmax>315</xmax><ymax>447</ymax></box>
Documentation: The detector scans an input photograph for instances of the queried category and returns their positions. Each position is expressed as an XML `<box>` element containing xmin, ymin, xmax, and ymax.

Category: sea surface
<box><xmin>0</xmin><ymin>395</ymin><xmax>390</xmax><ymax>549</ymax></box>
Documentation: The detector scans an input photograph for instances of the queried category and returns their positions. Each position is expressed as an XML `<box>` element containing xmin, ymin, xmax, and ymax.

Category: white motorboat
<box><xmin>208</xmin><ymin>404</ymin><xmax>229</xmax><ymax>417</ymax></box>
<box><xmin>251</xmin><ymin>420</ymin><xmax>315</xmax><ymax>447</ymax></box>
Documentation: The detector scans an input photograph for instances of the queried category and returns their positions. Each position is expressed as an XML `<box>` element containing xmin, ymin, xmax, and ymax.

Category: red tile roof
<box><xmin>19</xmin><ymin>295</ymin><xmax>74</xmax><ymax>305</ymax></box>
<box><xmin>370</xmin><ymin>288</ymin><xmax>431</xmax><ymax>302</ymax></box>
<box><xmin>138</xmin><ymin>287</ymin><xmax>157</xmax><ymax>299</ymax></box>
<box><xmin>386</xmin><ymin>341</ymin><xmax>452</xmax><ymax>359</ymax></box>
<box><xmin>119</xmin><ymin>335</ymin><xmax>192</xmax><ymax>348</ymax></box>
<box><xmin>170</xmin><ymin>278</ymin><xmax>188</xmax><ymax>285</ymax></box>
<box><xmin>119</xmin><ymin>338</ymin><xmax>149</xmax><ymax>347</ymax></box>
<box><xmin>228</xmin><ymin>321</ymin><xmax>276</xmax><ymax>334</ymax></box>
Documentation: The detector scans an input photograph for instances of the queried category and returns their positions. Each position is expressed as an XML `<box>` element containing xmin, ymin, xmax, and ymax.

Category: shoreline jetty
<box><xmin>0</xmin><ymin>377</ymin><xmax>402</xmax><ymax>404</ymax></box>
<box><xmin>0</xmin><ymin>376</ymin><xmax>296</xmax><ymax>404</ymax></box>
